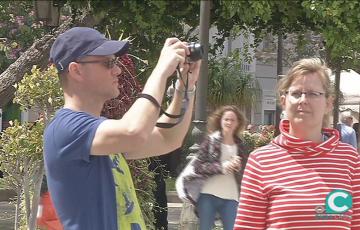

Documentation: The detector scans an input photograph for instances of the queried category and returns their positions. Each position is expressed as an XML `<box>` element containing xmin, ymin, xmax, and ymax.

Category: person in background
<box><xmin>337</xmin><ymin>111</ymin><xmax>357</xmax><ymax>149</ymax></box>
<box><xmin>37</xmin><ymin>177</ymin><xmax>63</xmax><ymax>230</ymax></box>
<box><xmin>353</xmin><ymin>122</ymin><xmax>359</xmax><ymax>147</ymax></box>
<box><xmin>177</xmin><ymin>105</ymin><xmax>248</xmax><ymax>230</ymax></box>
<box><xmin>234</xmin><ymin>58</ymin><xmax>360</xmax><ymax>229</ymax></box>
<box><xmin>148</xmin><ymin>148</ymin><xmax>181</xmax><ymax>230</ymax></box>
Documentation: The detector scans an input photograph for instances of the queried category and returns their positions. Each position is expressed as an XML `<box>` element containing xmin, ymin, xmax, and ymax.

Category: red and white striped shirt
<box><xmin>234</xmin><ymin>120</ymin><xmax>360</xmax><ymax>230</ymax></box>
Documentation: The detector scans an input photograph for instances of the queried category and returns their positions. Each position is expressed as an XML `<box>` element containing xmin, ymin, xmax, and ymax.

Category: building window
<box><xmin>241</xmin><ymin>63</ymin><xmax>251</xmax><ymax>72</ymax></box>
<box><xmin>264</xmin><ymin>110</ymin><xmax>275</xmax><ymax>125</ymax></box>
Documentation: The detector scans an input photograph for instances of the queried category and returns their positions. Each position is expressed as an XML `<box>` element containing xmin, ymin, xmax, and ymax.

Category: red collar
<box><xmin>272</xmin><ymin>120</ymin><xmax>340</xmax><ymax>155</ymax></box>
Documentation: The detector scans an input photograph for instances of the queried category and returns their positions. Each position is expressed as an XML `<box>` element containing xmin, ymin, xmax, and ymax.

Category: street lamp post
<box><xmin>188</xmin><ymin>0</ymin><xmax>211</xmax><ymax>157</ymax></box>
<box><xmin>275</xmin><ymin>33</ymin><xmax>283</xmax><ymax>136</ymax></box>
<box><xmin>180</xmin><ymin>1</ymin><xmax>211</xmax><ymax>229</ymax></box>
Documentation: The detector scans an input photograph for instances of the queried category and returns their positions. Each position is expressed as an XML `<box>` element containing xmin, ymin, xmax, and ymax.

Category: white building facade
<box><xmin>210</xmin><ymin>28</ymin><xmax>281</xmax><ymax>125</ymax></box>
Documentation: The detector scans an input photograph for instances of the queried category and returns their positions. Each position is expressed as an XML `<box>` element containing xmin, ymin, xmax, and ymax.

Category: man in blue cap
<box><xmin>44</xmin><ymin>27</ymin><xmax>201</xmax><ymax>230</ymax></box>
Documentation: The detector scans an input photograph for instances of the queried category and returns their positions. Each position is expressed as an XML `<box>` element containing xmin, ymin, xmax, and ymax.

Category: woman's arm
<box><xmin>193</xmin><ymin>136</ymin><xmax>223</xmax><ymax>176</ymax></box>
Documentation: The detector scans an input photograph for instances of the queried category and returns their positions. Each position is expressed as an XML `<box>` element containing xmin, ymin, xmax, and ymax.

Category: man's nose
<box><xmin>113</xmin><ymin>64</ymin><xmax>122</xmax><ymax>75</ymax></box>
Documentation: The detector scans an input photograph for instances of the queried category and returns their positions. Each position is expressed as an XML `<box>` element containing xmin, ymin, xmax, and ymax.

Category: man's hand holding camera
<box><xmin>155</xmin><ymin>38</ymin><xmax>202</xmax><ymax>93</ymax></box>
<box><xmin>155</xmin><ymin>38</ymin><xmax>188</xmax><ymax>78</ymax></box>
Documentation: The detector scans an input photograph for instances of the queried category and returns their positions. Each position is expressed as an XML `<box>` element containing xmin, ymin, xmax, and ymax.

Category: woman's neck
<box><xmin>289</xmin><ymin>125</ymin><xmax>323</xmax><ymax>143</ymax></box>
<box><xmin>222</xmin><ymin>131</ymin><xmax>235</xmax><ymax>145</ymax></box>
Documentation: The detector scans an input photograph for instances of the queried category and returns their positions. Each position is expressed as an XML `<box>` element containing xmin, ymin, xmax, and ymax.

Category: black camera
<box><xmin>187</xmin><ymin>42</ymin><xmax>203</xmax><ymax>62</ymax></box>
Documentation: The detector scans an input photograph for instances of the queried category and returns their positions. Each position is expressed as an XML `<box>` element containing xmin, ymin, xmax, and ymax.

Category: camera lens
<box><xmin>187</xmin><ymin>42</ymin><xmax>203</xmax><ymax>62</ymax></box>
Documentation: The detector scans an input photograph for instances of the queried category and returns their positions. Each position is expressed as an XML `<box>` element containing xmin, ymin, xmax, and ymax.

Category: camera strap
<box><xmin>156</xmin><ymin>66</ymin><xmax>189</xmax><ymax>128</ymax></box>
<box><xmin>137</xmin><ymin>65</ymin><xmax>190</xmax><ymax>129</ymax></box>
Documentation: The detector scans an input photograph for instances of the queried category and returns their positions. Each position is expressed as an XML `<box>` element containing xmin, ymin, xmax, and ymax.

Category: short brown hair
<box><xmin>58</xmin><ymin>71</ymin><xmax>69</xmax><ymax>87</ymax></box>
<box><xmin>207</xmin><ymin>105</ymin><xmax>247</xmax><ymax>137</ymax></box>
<box><xmin>277</xmin><ymin>58</ymin><xmax>333</xmax><ymax>99</ymax></box>
<box><xmin>277</xmin><ymin>58</ymin><xmax>334</xmax><ymax>127</ymax></box>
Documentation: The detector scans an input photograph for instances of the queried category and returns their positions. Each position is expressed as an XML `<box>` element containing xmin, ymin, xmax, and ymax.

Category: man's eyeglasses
<box><xmin>285</xmin><ymin>90</ymin><xmax>325</xmax><ymax>99</ymax></box>
<box><xmin>75</xmin><ymin>57</ymin><xmax>121</xmax><ymax>69</ymax></box>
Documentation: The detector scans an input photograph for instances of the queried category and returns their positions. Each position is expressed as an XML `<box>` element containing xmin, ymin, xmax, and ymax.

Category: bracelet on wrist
<box><xmin>175</xmin><ymin>80</ymin><xmax>196</xmax><ymax>94</ymax></box>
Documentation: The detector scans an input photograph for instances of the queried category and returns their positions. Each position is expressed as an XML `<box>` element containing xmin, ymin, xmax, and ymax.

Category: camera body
<box><xmin>187</xmin><ymin>42</ymin><xmax>203</xmax><ymax>62</ymax></box>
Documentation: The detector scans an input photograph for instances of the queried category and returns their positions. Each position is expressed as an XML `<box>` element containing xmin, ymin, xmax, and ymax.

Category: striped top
<box><xmin>234</xmin><ymin>120</ymin><xmax>360</xmax><ymax>230</ymax></box>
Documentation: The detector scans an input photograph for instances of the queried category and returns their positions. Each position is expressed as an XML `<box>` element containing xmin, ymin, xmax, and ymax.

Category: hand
<box><xmin>230</xmin><ymin>156</ymin><xmax>242</xmax><ymax>172</ymax></box>
<box><xmin>154</xmin><ymin>38</ymin><xmax>189</xmax><ymax>79</ymax></box>
<box><xmin>222</xmin><ymin>160</ymin><xmax>233</xmax><ymax>174</ymax></box>
<box><xmin>177</xmin><ymin>59</ymin><xmax>201</xmax><ymax>91</ymax></box>
<box><xmin>222</xmin><ymin>156</ymin><xmax>242</xmax><ymax>174</ymax></box>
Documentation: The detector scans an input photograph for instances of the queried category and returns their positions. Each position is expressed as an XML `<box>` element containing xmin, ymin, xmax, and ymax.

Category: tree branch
<box><xmin>0</xmin><ymin>19</ymin><xmax>72</xmax><ymax>107</ymax></box>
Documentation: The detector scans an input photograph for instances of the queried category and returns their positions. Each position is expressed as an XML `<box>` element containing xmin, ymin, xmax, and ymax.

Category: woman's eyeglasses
<box><xmin>285</xmin><ymin>90</ymin><xmax>325</xmax><ymax>100</ymax></box>
<box><xmin>75</xmin><ymin>57</ymin><xmax>121</xmax><ymax>69</ymax></box>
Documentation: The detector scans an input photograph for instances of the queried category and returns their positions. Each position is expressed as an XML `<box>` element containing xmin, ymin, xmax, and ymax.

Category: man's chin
<box><xmin>104</xmin><ymin>92</ymin><xmax>120</xmax><ymax>101</ymax></box>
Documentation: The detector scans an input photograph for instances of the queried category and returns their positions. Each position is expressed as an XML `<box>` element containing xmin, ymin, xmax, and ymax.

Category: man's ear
<box><xmin>68</xmin><ymin>62</ymin><xmax>84</xmax><ymax>82</ymax></box>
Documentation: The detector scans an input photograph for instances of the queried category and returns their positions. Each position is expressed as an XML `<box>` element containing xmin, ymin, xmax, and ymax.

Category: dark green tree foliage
<box><xmin>67</xmin><ymin>0</ymin><xmax>201</xmax><ymax>82</ymax></box>
<box><xmin>0</xmin><ymin>1</ymin><xmax>49</xmax><ymax>72</ymax></box>
<box><xmin>301</xmin><ymin>0</ymin><xmax>360</xmax><ymax>69</ymax></box>
<box><xmin>215</xmin><ymin>1</ymin><xmax>317</xmax><ymax>51</ymax></box>
<box><xmin>219</xmin><ymin>0</ymin><xmax>360</xmax><ymax>69</ymax></box>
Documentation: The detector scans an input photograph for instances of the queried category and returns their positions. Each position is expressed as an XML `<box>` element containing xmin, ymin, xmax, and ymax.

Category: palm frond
<box><xmin>208</xmin><ymin>53</ymin><xmax>260</xmax><ymax>109</ymax></box>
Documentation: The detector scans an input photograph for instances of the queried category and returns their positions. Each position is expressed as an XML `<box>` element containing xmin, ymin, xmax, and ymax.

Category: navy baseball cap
<box><xmin>50</xmin><ymin>27</ymin><xmax>129</xmax><ymax>72</ymax></box>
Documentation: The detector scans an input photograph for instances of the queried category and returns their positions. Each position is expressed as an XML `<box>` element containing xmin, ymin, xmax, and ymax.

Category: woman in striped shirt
<box><xmin>234</xmin><ymin>58</ymin><xmax>360</xmax><ymax>230</ymax></box>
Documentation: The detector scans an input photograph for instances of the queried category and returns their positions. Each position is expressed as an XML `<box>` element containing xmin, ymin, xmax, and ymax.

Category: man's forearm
<box><xmin>157</xmin><ymin>88</ymin><xmax>196</xmax><ymax>145</ymax></box>
<box><xmin>124</xmin><ymin>93</ymin><xmax>195</xmax><ymax>160</ymax></box>
<box><xmin>121</xmin><ymin>67</ymin><xmax>168</xmax><ymax>136</ymax></box>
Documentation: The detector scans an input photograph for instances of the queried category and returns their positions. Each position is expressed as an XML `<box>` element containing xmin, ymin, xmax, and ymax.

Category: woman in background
<box><xmin>177</xmin><ymin>105</ymin><xmax>248</xmax><ymax>230</ymax></box>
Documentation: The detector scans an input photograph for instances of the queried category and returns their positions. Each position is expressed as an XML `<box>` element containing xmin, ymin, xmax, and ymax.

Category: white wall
<box><xmin>21</xmin><ymin>109</ymin><xmax>38</xmax><ymax>122</ymax></box>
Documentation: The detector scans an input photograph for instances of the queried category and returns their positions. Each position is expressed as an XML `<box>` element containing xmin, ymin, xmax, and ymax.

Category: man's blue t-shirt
<box><xmin>44</xmin><ymin>108</ymin><xmax>117</xmax><ymax>230</ymax></box>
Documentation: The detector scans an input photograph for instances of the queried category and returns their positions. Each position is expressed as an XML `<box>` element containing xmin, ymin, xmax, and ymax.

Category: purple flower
<box><xmin>10</xmin><ymin>28</ymin><xmax>18</xmax><ymax>35</ymax></box>
<box><xmin>16</xmin><ymin>16</ymin><xmax>25</xmax><ymax>26</ymax></box>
